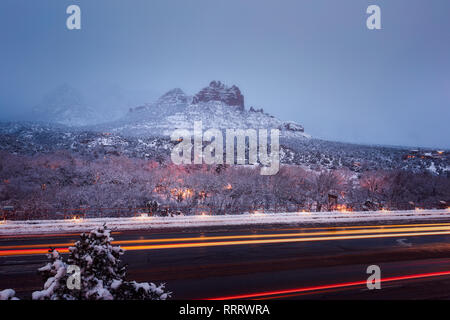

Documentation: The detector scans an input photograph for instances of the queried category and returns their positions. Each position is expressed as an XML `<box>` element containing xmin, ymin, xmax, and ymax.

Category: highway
<box><xmin>1</xmin><ymin>221</ymin><xmax>450</xmax><ymax>299</ymax></box>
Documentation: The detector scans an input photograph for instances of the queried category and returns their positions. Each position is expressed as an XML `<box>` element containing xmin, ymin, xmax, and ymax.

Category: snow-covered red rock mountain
<box><xmin>102</xmin><ymin>81</ymin><xmax>309</xmax><ymax>139</ymax></box>
<box><xmin>2</xmin><ymin>81</ymin><xmax>447</xmax><ymax>175</ymax></box>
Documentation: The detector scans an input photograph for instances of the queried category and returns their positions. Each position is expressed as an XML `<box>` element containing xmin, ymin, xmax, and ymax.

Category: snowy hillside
<box><xmin>0</xmin><ymin>121</ymin><xmax>447</xmax><ymax>174</ymax></box>
<box><xmin>31</xmin><ymin>84</ymin><xmax>101</xmax><ymax>127</ymax></box>
<box><xmin>30</xmin><ymin>84</ymin><xmax>133</xmax><ymax>127</ymax></box>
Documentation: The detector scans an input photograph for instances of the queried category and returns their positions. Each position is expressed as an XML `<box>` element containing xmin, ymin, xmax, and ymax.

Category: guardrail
<box><xmin>1</xmin><ymin>204</ymin><xmax>309</xmax><ymax>221</ymax></box>
<box><xmin>1</xmin><ymin>203</ymin><xmax>447</xmax><ymax>221</ymax></box>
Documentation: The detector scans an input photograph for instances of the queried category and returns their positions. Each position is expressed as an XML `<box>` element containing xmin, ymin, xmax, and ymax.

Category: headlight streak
<box><xmin>2</xmin><ymin>224</ymin><xmax>450</xmax><ymax>256</ymax></box>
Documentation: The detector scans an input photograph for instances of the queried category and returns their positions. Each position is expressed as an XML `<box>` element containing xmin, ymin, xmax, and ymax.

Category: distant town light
<box><xmin>252</xmin><ymin>210</ymin><xmax>264</xmax><ymax>216</ymax></box>
<box><xmin>197</xmin><ymin>213</ymin><xmax>211</xmax><ymax>218</ymax></box>
<box><xmin>336</xmin><ymin>204</ymin><xmax>352</xmax><ymax>213</ymax></box>
<box><xmin>136</xmin><ymin>213</ymin><xmax>150</xmax><ymax>220</ymax></box>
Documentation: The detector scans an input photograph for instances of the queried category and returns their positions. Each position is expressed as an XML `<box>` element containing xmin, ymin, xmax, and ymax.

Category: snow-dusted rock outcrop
<box><xmin>104</xmin><ymin>81</ymin><xmax>309</xmax><ymax>139</ymax></box>
<box><xmin>192</xmin><ymin>80</ymin><xmax>244</xmax><ymax>110</ymax></box>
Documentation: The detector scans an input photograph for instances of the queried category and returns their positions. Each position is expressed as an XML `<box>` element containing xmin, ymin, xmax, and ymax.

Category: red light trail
<box><xmin>206</xmin><ymin>270</ymin><xmax>450</xmax><ymax>300</ymax></box>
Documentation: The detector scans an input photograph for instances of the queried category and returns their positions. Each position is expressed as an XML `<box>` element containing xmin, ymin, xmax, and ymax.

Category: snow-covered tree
<box><xmin>0</xmin><ymin>289</ymin><xmax>19</xmax><ymax>300</ymax></box>
<box><xmin>32</xmin><ymin>225</ymin><xmax>171</xmax><ymax>300</ymax></box>
<box><xmin>66</xmin><ymin>224</ymin><xmax>126</xmax><ymax>300</ymax></box>
<box><xmin>32</xmin><ymin>249</ymin><xmax>74</xmax><ymax>300</ymax></box>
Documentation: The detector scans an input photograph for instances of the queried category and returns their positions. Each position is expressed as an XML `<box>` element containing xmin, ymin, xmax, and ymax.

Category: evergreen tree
<box><xmin>67</xmin><ymin>224</ymin><xmax>125</xmax><ymax>300</ymax></box>
<box><xmin>32</xmin><ymin>225</ymin><xmax>171</xmax><ymax>300</ymax></box>
<box><xmin>32</xmin><ymin>249</ymin><xmax>75</xmax><ymax>300</ymax></box>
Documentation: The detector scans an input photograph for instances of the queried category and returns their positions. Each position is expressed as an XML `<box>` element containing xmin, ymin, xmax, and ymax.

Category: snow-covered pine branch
<box><xmin>31</xmin><ymin>225</ymin><xmax>171</xmax><ymax>300</ymax></box>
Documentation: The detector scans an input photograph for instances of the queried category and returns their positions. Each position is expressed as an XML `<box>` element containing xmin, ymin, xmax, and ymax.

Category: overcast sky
<box><xmin>1</xmin><ymin>0</ymin><xmax>449</xmax><ymax>148</ymax></box>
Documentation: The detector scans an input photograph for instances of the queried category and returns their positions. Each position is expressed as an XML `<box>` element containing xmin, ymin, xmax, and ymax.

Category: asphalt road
<box><xmin>1</xmin><ymin>221</ymin><xmax>450</xmax><ymax>299</ymax></box>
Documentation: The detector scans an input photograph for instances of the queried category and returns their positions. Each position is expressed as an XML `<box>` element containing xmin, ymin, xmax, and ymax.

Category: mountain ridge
<box><xmin>102</xmin><ymin>81</ymin><xmax>308</xmax><ymax>139</ymax></box>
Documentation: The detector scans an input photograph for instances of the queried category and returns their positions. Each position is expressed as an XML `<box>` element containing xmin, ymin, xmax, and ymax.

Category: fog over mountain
<box><xmin>20</xmin><ymin>81</ymin><xmax>308</xmax><ymax>138</ymax></box>
<box><xmin>1</xmin><ymin>1</ymin><xmax>449</xmax><ymax>148</ymax></box>
<box><xmin>23</xmin><ymin>83</ymin><xmax>150</xmax><ymax>126</ymax></box>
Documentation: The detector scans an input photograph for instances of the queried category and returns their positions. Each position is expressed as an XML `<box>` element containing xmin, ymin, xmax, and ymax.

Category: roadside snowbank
<box><xmin>0</xmin><ymin>209</ymin><xmax>449</xmax><ymax>236</ymax></box>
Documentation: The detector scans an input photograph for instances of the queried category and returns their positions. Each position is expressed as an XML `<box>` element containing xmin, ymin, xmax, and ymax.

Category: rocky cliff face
<box><xmin>99</xmin><ymin>81</ymin><xmax>308</xmax><ymax>139</ymax></box>
<box><xmin>192</xmin><ymin>81</ymin><xmax>244</xmax><ymax>110</ymax></box>
<box><xmin>280</xmin><ymin>122</ymin><xmax>304</xmax><ymax>133</ymax></box>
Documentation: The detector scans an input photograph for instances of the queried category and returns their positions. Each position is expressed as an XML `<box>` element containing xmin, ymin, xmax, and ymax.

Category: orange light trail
<box><xmin>2</xmin><ymin>223</ymin><xmax>450</xmax><ymax>251</ymax></box>
<box><xmin>206</xmin><ymin>270</ymin><xmax>450</xmax><ymax>300</ymax></box>
<box><xmin>3</xmin><ymin>229</ymin><xmax>450</xmax><ymax>257</ymax></box>
<box><xmin>120</xmin><ymin>230</ymin><xmax>450</xmax><ymax>251</ymax></box>
<box><xmin>265</xmin><ymin>222</ymin><xmax>450</xmax><ymax>232</ymax></box>
<box><xmin>1</xmin><ymin>222</ymin><xmax>448</xmax><ymax>240</ymax></box>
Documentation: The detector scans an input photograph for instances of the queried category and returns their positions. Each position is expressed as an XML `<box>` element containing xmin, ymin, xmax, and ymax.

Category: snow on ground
<box><xmin>0</xmin><ymin>209</ymin><xmax>449</xmax><ymax>236</ymax></box>
<box><xmin>0</xmin><ymin>288</ymin><xmax>18</xmax><ymax>300</ymax></box>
